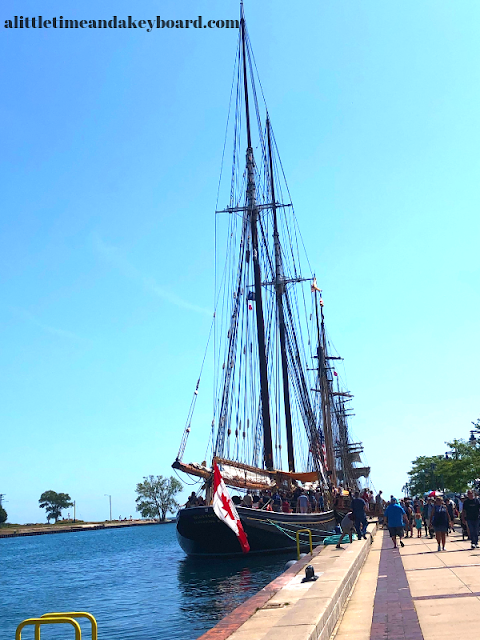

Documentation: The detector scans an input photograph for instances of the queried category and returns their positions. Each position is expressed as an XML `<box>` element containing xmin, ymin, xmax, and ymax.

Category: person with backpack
<box><xmin>461</xmin><ymin>489</ymin><xmax>480</xmax><ymax>549</ymax></box>
<box><xmin>432</xmin><ymin>496</ymin><xmax>453</xmax><ymax>551</ymax></box>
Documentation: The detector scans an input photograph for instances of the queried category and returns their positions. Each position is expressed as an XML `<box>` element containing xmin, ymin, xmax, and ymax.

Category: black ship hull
<box><xmin>176</xmin><ymin>506</ymin><xmax>338</xmax><ymax>557</ymax></box>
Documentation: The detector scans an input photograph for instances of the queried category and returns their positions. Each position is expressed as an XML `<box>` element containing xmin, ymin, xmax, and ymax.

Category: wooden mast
<box><xmin>266</xmin><ymin>117</ymin><xmax>295</xmax><ymax>472</ymax></box>
<box><xmin>240</xmin><ymin>5</ymin><xmax>274</xmax><ymax>470</ymax></box>
<box><xmin>314</xmin><ymin>292</ymin><xmax>337</xmax><ymax>486</ymax></box>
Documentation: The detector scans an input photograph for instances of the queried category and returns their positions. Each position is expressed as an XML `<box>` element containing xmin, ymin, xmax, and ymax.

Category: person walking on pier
<box><xmin>336</xmin><ymin>511</ymin><xmax>356</xmax><ymax>549</ymax></box>
<box><xmin>445</xmin><ymin>496</ymin><xmax>455</xmax><ymax>532</ymax></box>
<box><xmin>423</xmin><ymin>498</ymin><xmax>434</xmax><ymax>537</ymax></box>
<box><xmin>384</xmin><ymin>497</ymin><xmax>407</xmax><ymax>548</ymax></box>
<box><xmin>404</xmin><ymin>500</ymin><xmax>414</xmax><ymax>538</ymax></box>
<box><xmin>415</xmin><ymin>508</ymin><xmax>423</xmax><ymax>537</ymax></box>
<box><xmin>351</xmin><ymin>491</ymin><xmax>368</xmax><ymax>539</ymax></box>
<box><xmin>461</xmin><ymin>490</ymin><xmax>480</xmax><ymax>549</ymax></box>
<box><xmin>432</xmin><ymin>496</ymin><xmax>452</xmax><ymax>551</ymax></box>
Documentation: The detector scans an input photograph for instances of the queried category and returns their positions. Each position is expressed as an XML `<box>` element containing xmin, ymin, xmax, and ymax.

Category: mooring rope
<box><xmin>265</xmin><ymin>519</ymin><xmax>336</xmax><ymax>542</ymax></box>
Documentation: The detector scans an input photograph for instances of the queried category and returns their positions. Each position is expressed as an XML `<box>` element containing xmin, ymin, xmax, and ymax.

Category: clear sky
<box><xmin>2</xmin><ymin>0</ymin><xmax>479</xmax><ymax>523</ymax></box>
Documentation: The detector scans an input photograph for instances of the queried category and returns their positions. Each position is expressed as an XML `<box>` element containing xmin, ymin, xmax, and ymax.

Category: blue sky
<box><xmin>1</xmin><ymin>0</ymin><xmax>479</xmax><ymax>523</ymax></box>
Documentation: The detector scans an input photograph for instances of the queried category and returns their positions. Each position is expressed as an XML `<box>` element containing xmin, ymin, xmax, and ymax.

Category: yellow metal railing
<box><xmin>42</xmin><ymin>613</ymin><xmax>97</xmax><ymax>640</ymax></box>
<box><xmin>16</xmin><ymin>612</ymin><xmax>97</xmax><ymax>640</ymax></box>
<box><xmin>16</xmin><ymin>617</ymin><xmax>82</xmax><ymax>640</ymax></box>
<box><xmin>295</xmin><ymin>528</ymin><xmax>313</xmax><ymax>560</ymax></box>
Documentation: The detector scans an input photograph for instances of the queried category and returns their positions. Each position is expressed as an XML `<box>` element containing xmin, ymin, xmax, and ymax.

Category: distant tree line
<box><xmin>407</xmin><ymin>419</ymin><xmax>480</xmax><ymax>495</ymax></box>
<box><xmin>1</xmin><ymin>475</ymin><xmax>184</xmax><ymax>525</ymax></box>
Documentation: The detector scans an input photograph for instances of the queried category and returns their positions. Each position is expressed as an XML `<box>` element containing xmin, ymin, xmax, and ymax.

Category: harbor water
<box><xmin>1</xmin><ymin>523</ymin><xmax>289</xmax><ymax>639</ymax></box>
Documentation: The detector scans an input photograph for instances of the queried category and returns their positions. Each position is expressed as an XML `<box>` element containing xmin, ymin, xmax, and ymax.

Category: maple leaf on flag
<box><xmin>212</xmin><ymin>461</ymin><xmax>250</xmax><ymax>553</ymax></box>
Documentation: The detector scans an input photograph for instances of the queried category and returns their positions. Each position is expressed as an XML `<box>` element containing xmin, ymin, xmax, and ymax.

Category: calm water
<box><xmin>1</xmin><ymin>524</ymin><xmax>289</xmax><ymax>639</ymax></box>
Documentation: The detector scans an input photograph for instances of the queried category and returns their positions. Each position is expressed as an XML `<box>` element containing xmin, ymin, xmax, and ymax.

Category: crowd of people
<box><xmin>235</xmin><ymin>487</ymin><xmax>326</xmax><ymax>513</ymax></box>
<box><xmin>185</xmin><ymin>484</ymin><xmax>376</xmax><ymax>514</ymax></box>
<box><xmin>185</xmin><ymin>486</ymin><xmax>331</xmax><ymax>512</ymax></box>
<box><xmin>184</xmin><ymin>484</ymin><xmax>386</xmax><ymax>517</ymax></box>
<box><xmin>381</xmin><ymin>491</ymin><xmax>480</xmax><ymax>552</ymax></box>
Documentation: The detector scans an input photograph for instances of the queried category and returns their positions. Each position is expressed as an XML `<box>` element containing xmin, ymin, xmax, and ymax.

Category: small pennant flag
<box><xmin>213</xmin><ymin>461</ymin><xmax>250</xmax><ymax>553</ymax></box>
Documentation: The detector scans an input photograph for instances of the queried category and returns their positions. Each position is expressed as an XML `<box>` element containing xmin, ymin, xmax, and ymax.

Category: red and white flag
<box><xmin>213</xmin><ymin>461</ymin><xmax>250</xmax><ymax>553</ymax></box>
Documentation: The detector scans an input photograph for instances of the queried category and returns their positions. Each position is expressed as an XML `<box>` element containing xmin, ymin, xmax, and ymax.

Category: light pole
<box><xmin>104</xmin><ymin>494</ymin><xmax>112</xmax><ymax>521</ymax></box>
<box><xmin>430</xmin><ymin>463</ymin><xmax>436</xmax><ymax>490</ymax></box>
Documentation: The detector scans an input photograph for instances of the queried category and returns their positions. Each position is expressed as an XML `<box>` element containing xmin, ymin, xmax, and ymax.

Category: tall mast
<box><xmin>267</xmin><ymin>117</ymin><xmax>295</xmax><ymax>472</ymax></box>
<box><xmin>241</xmin><ymin>6</ymin><xmax>274</xmax><ymax>470</ymax></box>
<box><xmin>314</xmin><ymin>292</ymin><xmax>337</xmax><ymax>485</ymax></box>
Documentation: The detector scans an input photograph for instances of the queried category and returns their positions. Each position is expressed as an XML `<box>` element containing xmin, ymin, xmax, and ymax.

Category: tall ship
<box><xmin>172</xmin><ymin>3</ymin><xmax>370</xmax><ymax>557</ymax></box>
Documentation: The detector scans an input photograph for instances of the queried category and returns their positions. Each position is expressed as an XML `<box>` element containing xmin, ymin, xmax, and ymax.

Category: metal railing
<box><xmin>16</xmin><ymin>612</ymin><xmax>97</xmax><ymax>640</ymax></box>
<box><xmin>16</xmin><ymin>618</ymin><xmax>82</xmax><ymax>640</ymax></box>
<box><xmin>295</xmin><ymin>528</ymin><xmax>313</xmax><ymax>560</ymax></box>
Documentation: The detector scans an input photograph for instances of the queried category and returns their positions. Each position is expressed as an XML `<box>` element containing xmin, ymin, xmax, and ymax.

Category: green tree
<box><xmin>135</xmin><ymin>475</ymin><xmax>183</xmax><ymax>521</ymax></box>
<box><xmin>39</xmin><ymin>490</ymin><xmax>73</xmax><ymax>523</ymax></box>
<box><xmin>407</xmin><ymin>438</ymin><xmax>480</xmax><ymax>495</ymax></box>
<box><xmin>407</xmin><ymin>454</ymin><xmax>446</xmax><ymax>496</ymax></box>
<box><xmin>0</xmin><ymin>506</ymin><xmax>7</xmax><ymax>525</ymax></box>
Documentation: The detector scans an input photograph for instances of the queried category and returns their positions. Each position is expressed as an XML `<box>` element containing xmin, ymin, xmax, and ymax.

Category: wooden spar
<box><xmin>267</xmin><ymin>117</ymin><xmax>295</xmax><ymax>472</ymax></box>
<box><xmin>172</xmin><ymin>460</ymin><xmax>211</xmax><ymax>481</ymax></box>
<box><xmin>240</xmin><ymin>10</ymin><xmax>274</xmax><ymax>470</ymax></box>
<box><xmin>172</xmin><ymin>457</ymin><xmax>320</xmax><ymax>491</ymax></box>
<box><xmin>214</xmin><ymin>457</ymin><xmax>318</xmax><ymax>482</ymax></box>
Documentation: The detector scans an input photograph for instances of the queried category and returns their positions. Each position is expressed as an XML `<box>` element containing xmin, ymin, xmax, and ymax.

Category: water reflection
<box><xmin>1</xmin><ymin>524</ymin><xmax>288</xmax><ymax>640</ymax></box>
<box><xmin>177</xmin><ymin>553</ymin><xmax>287</xmax><ymax>630</ymax></box>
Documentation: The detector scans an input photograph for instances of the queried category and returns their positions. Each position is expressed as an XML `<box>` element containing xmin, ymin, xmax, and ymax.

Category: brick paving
<box><xmin>370</xmin><ymin>530</ymin><xmax>424</xmax><ymax>640</ymax></box>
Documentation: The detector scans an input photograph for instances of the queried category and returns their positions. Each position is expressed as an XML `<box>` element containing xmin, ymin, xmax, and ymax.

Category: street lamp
<box><xmin>430</xmin><ymin>463</ymin><xmax>436</xmax><ymax>490</ymax></box>
<box><xmin>104</xmin><ymin>494</ymin><xmax>112</xmax><ymax>521</ymax></box>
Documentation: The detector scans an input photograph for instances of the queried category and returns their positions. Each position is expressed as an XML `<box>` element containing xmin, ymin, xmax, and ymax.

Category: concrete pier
<box><xmin>199</xmin><ymin>524</ymin><xmax>480</xmax><ymax>640</ymax></box>
<box><xmin>0</xmin><ymin>519</ymin><xmax>168</xmax><ymax>538</ymax></box>
<box><xmin>199</xmin><ymin>522</ymin><xmax>378</xmax><ymax>640</ymax></box>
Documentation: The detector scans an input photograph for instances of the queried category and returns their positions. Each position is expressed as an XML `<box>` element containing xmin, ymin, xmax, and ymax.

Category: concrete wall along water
<box><xmin>199</xmin><ymin>522</ymin><xmax>378</xmax><ymax>640</ymax></box>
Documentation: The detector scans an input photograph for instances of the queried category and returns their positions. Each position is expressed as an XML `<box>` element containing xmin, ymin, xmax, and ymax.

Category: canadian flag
<box><xmin>213</xmin><ymin>461</ymin><xmax>250</xmax><ymax>553</ymax></box>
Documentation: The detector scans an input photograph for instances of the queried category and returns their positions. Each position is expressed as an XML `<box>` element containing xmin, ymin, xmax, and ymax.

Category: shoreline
<box><xmin>0</xmin><ymin>519</ymin><xmax>174</xmax><ymax>539</ymax></box>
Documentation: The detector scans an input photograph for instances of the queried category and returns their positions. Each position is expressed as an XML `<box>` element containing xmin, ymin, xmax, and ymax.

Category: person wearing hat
<box><xmin>384</xmin><ymin>497</ymin><xmax>407</xmax><ymax>548</ymax></box>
